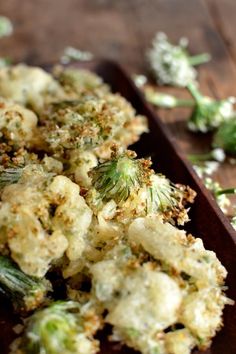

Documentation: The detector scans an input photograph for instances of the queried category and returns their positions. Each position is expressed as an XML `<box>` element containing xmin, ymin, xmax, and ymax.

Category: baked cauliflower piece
<box><xmin>128</xmin><ymin>216</ymin><xmax>226</xmax><ymax>288</ymax></box>
<box><xmin>0</xmin><ymin>64</ymin><xmax>64</xmax><ymax>112</ymax></box>
<box><xmin>0</xmin><ymin>165</ymin><xmax>92</xmax><ymax>277</ymax></box>
<box><xmin>54</xmin><ymin>67</ymin><xmax>110</xmax><ymax>98</ymax></box>
<box><xmin>90</xmin><ymin>218</ymin><xmax>230</xmax><ymax>354</ymax></box>
<box><xmin>39</xmin><ymin>93</ymin><xmax>148</xmax><ymax>160</ymax></box>
<box><xmin>0</xmin><ymin>98</ymin><xmax>38</xmax><ymax>153</ymax></box>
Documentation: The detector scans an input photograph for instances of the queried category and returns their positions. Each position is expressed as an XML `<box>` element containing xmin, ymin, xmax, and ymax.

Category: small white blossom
<box><xmin>193</xmin><ymin>161</ymin><xmax>220</xmax><ymax>178</ymax></box>
<box><xmin>231</xmin><ymin>216</ymin><xmax>236</xmax><ymax>230</ymax></box>
<box><xmin>211</xmin><ymin>148</ymin><xmax>226</xmax><ymax>162</ymax></box>
<box><xmin>193</xmin><ymin>165</ymin><xmax>204</xmax><ymax>178</ymax></box>
<box><xmin>0</xmin><ymin>16</ymin><xmax>13</xmax><ymax>38</ymax></box>
<box><xmin>187</xmin><ymin>84</ymin><xmax>235</xmax><ymax>133</ymax></box>
<box><xmin>204</xmin><ymin>177</ymin><xmax>231</xmax><ymax>213</ymax></box>
<box><xmin>61</xmin><ymin>47</ymin><xmax>93</xmax><ymax>64</ymax></box>
<box><xmin>133</xmin><ymin>74</ymin><xmax>148</xmax><ymax>88</ymax></box>
<box><xmin>147</xmin><ymin>32</ymin><xmax>210</xmax><ymax>87</ymax></box>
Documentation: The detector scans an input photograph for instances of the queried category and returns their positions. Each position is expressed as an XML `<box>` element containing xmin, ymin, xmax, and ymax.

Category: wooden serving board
<box><xmin>0</xmin><ymin>60</ymin><xmax>235</xmax><ymax>354</ymax></box>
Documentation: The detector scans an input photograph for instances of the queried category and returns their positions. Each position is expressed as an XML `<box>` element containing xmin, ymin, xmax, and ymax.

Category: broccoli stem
<box><xmin>0</xmin><ymin>255</ymin><xmax>50</xmax><ymax>313</ymax></box>
<box><xmin>188</xmin><ymin>53</ymin><xmax>211</xmax><ymax>66</ymax></box>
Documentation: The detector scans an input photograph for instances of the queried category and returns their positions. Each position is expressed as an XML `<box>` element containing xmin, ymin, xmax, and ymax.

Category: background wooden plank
<box><xmin>0</xmin><ymin>0</ymin><xmax>235</xmax><ymax>211</ymax></box>
<box><xmin>204</xmin><ymin>0</ymin><xmax>236</xmax><ymax>70</ymax></box>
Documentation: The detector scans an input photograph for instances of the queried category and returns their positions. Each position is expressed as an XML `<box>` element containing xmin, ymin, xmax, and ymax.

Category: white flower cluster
<box><xmin>204</xmin><ymin>177</ymin><xmax>231</xmax><ymax>213</ymax></box>
<box><xmin>61</xmin><ymin>47</ymin><xmax>94</xmax><ymax>64</ymax></box>
<box><xmin>147</xmin><ymin>32</ymin><xmax>197</xmax><ymax>87</ymax></box>
<box><xmin>187</xmin><ymin>86</ymin><xmax>236</xmax><ymax>133</ymax></box>
<box><xmin>193</xmin><ymin>161</ymin><xmax>220</xmax><ymax>179</ymax></box>
<box><xmin>211</xmin><ymin>148</ymin><xmax>226</xmax><ymax>162</ymax></box>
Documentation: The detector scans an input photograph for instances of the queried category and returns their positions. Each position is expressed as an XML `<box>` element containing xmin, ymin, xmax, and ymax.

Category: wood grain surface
<box><xmin>0</xmin><ymin>0</ymin><xmax>235</xmax><ymax>207</ymax></box>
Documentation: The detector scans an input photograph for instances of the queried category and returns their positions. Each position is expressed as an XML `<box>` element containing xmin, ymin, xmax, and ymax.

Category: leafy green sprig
<box><xmin>0</xmin><ymin>255</ymin><xmax>50</xmax><ymax>313</ymax></box>
<box><xmin>0</xmin><ymin>167</ymin><xmax>24</xmax><ymax>190</ymax></box>
<box><xmin>213</xmin><ymin>118</ymin><xmax>236</xmax><ymax>155</ymax></box>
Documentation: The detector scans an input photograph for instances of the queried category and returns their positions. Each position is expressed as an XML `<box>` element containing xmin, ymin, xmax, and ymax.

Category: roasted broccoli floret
<box><xmin>0</xmin><ymin>255</ymin><xmax>50</xmax><ymax>313</ymax></box>
<box><xmin>88</xmin><ymin>151</ymin><xmax>195</xmax><ymax>225</ymax></box>
<box><xmin>147</xmin><ymin>32</ymin><xmax>210</xmax><ymax>87</ymax></box>
<box><xmin>187</xmin><ymin>84</ymin><xmax>235</xmax><ymax>133</ymax></box>
<box><xmin>13</xmin><ymin>301</ymin><xmax>100</xmax><ymax>354</ymax></box>
<box><xmin>90</xmin><ymin>151</ymin><xmax>152</xmax><ymax>204</ymax></box>
<box><xmin>146</xmin><ymin>174</ymin><xmax>190</xmax><ymax>215</ymax></box>
<box><xmin>213</xmin><ymin>118</ymin><xmax>236</xmax><ymax>155</ymax></box>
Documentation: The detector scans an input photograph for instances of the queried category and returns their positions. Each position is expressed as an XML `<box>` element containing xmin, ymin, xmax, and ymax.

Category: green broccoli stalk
<box><xmin>213</xmin><ymin>118</ymin><xmax>236</xmax><ymax>155</ymax></box>
<box><xmin>187</xmin><ymin>84</ymin><xmax>235</xmax><ymax>133</ymax></box>
<box><xmin>0</xmin><ymin>255</ymin><xmax>50</xmax><ymax>313</ymax></box>
<box><xmin>90</xmin><ymin>151</ymin><xmax>152</xmax><ymax>204</ymax></box>
<box><xmin>16</xmin><ymin>301</ymin><xmax>99</xmax><ymax>354</ymax></box>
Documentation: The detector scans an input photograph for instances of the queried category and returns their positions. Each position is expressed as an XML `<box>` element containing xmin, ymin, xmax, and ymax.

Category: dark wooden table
<box><xmin>0</xmin><ymin>0</ymin><xmax>236</xmax><ymax>214</ymax></box>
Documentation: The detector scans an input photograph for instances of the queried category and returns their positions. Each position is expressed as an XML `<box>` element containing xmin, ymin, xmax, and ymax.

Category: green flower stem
<box><xmin>187</xmin><ymin>83</ymin><xmax>202</xmax><ymax>102</ymax></box>
<box><xmin>174</xmin><ymin>99</ymin><xmax>195</xmax><ymax>107</ymax></box>
<box><xmin>188</xmin><ymin>152</ymin><xmax>214</xmax><ymax>163</ymax></box>
<box><xmin>215</xmin><ymin>188</ymin><xmax>236</xmax><ymax>196</ymax></box>
<box><xmin>145</xmin><ymin>89</ymin><xmax>195</xmax><ymax>108</ymax></box>
<box><xmin>188</xmin><ymin>53</ymin><xmax>211</xmax><ymax>66</ymax></box>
